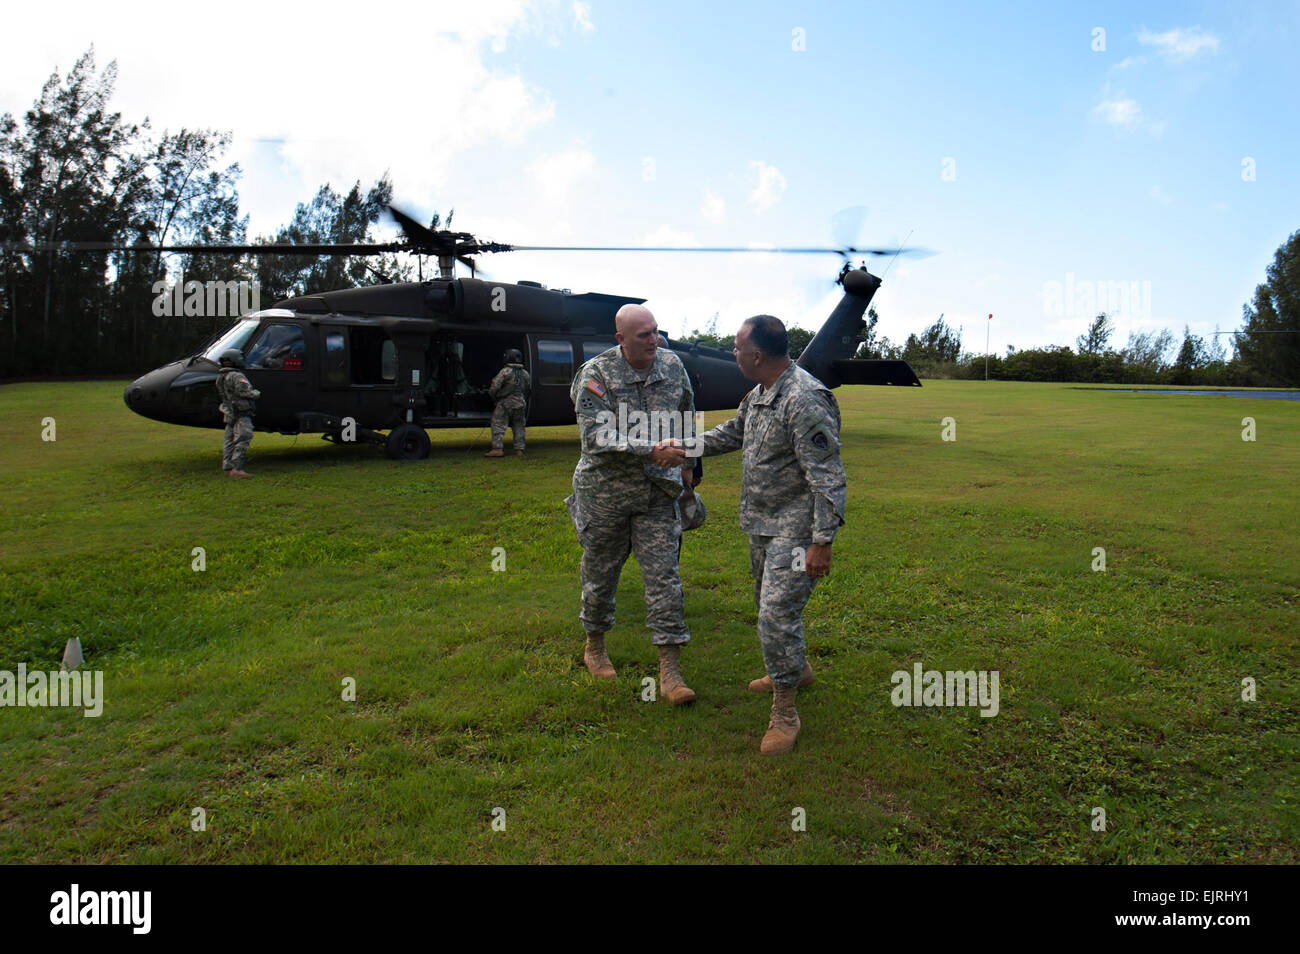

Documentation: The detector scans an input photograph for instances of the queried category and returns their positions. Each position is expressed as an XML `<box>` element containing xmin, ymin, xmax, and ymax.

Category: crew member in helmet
<box><xmin>485</xmin><ymin>348</ymin><xmax>530</xmax><ymax>458</ymax></box>
<box><xmin>214</xmin><ymin>349</ymin><xmax>261</xmax><ymax>478</ymax></box>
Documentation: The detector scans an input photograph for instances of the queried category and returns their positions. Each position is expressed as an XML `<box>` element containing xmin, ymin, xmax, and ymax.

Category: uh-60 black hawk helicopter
<box><xmin>119</xmin><ymin>207</ymin><xmax>927</xmax><ymax>459</ymax></box>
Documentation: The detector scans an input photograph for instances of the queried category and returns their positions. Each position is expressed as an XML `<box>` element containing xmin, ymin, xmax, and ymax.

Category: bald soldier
<box><xmin>565</xmin><ymin>304</ymin><xmax>699</xmax><ymax>704</ymax></box>
<box><xmin>657</xmin><ymin>315</ymin><xmax>846</xmax><ymax>754</ymax></box>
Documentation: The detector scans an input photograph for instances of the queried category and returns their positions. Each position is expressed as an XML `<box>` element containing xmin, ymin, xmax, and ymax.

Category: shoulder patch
<box><xmin>585</xmin><ymin>379</ymin><xmax>606</xmax><ymax>398</ymax></box>
<box><xmin>811</xmin><ymin>431</ymin><xmax>829</xmax><ymax>450</ymax></box>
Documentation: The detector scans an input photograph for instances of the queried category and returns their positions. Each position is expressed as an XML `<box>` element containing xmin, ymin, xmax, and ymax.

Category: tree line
<box><xmin>888</xmin><ymin>231</ymin><xmax>1298</xmax><ymax>390</ymax></box>
<box><xmin>3</xmin><ymin>49</ymin><xmax>1296</xmax><ymax>386</ymax></box>
<box><xmin>0</xmin><ymin>49</ymin><xmax>412</xmax><ymax>378</ymax></box>
<box><xmin>681</xmin><ymin>232</ymin><xmax>1299</xmax><ymax>388</ymax></box>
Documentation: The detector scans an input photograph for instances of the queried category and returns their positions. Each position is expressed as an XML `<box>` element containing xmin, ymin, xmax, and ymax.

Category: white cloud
<box><xmin>1090</xmin><ymin>85</ymin><xmax>1165</xmax><ymax>137</ymax></box>
<box><xmin>701</xmin><ymin>190</ymin><xmax>725</xmax><ymax>224</ymax></box>
<box><xmin>1138</xmin><ymin>27</ymin><xmax>1220</xmax><ymax>62</ymax></box>
<box><xmin>749</xmin><ymin>161</ymin><xmax>787</xmax><ymax>212</ymax></box>
<box><xmin>572</xmin><ymin>1</ymin><xmax>595</xmax><ymax>33</ymax></box>
<box><xmin>528</xmin><ymin>147</ymin><xmax>597</xmax><ymax>203</ymax></box>
<box><xmin>1092</xmin><ymin>91</ymin><xmax>1143</xmax><ymax>128</ymax></box>
<box><xmin>0</xmin><ymin>1</ymin><xmax>559</xmax><ymax>235</ymax></box>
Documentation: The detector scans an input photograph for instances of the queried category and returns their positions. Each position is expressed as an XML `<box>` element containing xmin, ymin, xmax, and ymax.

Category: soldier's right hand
<box><xmin>652</xmin><ymin>439</ymin><xmax>687</xmax><ymax>468</ymax></box>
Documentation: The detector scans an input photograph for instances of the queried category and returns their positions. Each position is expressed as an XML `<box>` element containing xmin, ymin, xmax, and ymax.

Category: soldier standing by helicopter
<box><xmin>214</xmin><ymin>349</ymin><xmax>261</xmax><ymax>478</ymax></box>
<box><xmin>484</xmin><ymin>348</ymin><xmax>530</xmax><ymax>458</ymax></box>
<box><xmin>657</xmin><ymin>315</ymin><xmax>845</xmax><ymax>755</ymax></box>
<box><xmin>566</xmin><ymin>304</ymin><xmax>699</xmax><ymax>704</ymax></box>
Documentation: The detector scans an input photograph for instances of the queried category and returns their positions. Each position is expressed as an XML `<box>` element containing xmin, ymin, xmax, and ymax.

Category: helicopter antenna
<box><xmin>880</xmin><ymin>229</ymin><xmax>914</xmax><ymax>281</ymax></box>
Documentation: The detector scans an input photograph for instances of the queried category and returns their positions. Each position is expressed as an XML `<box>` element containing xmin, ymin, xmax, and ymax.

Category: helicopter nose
<box><xmin>124</xmin><ymin>365</ymin><xmax>179</xmax><ymax>423</ymax></box>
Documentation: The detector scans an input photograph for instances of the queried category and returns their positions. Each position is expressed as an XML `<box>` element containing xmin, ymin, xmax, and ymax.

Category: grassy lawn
<box><xmin>0</xmin><ymin>379</ymin><xmax>1295</xmax><ymax>863</ymax></box>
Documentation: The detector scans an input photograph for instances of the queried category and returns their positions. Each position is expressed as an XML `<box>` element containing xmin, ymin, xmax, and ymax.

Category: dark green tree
<box><xmin>852</xmin><ymin>305</ymin><xmax>883</xmax><ymax>358</ymax></box>
<box><xmin>1171</xmin><ymin>325</ymin><xmax>1207</xmax><ymax>384</ymax></box>
<box><xmin>254</xmin><ymin>176</ymin><xmax>395</xmax><ymax>303</ymax></box>
<box><xmin>0</xmin><ymin>48</ymin><xmax>149</xmax><ymax>374</ymax></box>
<box><xmin>786</xmin><ymin>325</ymin><xmax>813</xmax><ymax>358</ymax></box>
<box><xmin>902</xmin><ymin>315</ymin><xmax>961</xmax><ymax>364</ymax></box>
<box><xmin>1122</xmin><ymin>328</ymin><xmax>1175</xmax><ymax>375</ymax></box>
<box><xmin>1076</xmin><ymin>312</ymin><xmax>1113</xmax><ymax>354</ymax></box>
<box><xmin>1236</xmin><ymin>229</ymin><xmax>1300</xmax><ymax>386</ymax></box>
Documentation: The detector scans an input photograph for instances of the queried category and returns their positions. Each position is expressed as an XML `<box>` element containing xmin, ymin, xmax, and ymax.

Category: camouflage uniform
<box><xmin>699</xmin><ymin>363</ymin><xmax>846</xmax><ymax>688</ymax></box>
<box><xmin>215</xmin><ymin>368</ymin><xmax>260</xmax><ymax>471</ymax></box>
<box><xmin>488</xmin><ymin>362</ymin><xmax>530</xmax><ymax>451</ymax></box>
<box><xmin>565</xmin><ymin>346</ymin><xmax>696</xmax><ymax>645</ymax></box>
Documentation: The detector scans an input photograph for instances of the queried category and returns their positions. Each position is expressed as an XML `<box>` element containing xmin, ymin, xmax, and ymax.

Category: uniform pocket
<box><xmin>564</xmin><ymin>494</ymin><xmax>589</xmax><ymax>536</ymax></box>
<box><xmin>764</xmin><ymin>537</ymin><xmax>811</xmax><ymax>572</ymax></box>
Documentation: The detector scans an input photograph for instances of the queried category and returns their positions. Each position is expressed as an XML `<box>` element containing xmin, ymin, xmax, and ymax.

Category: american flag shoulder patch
<box><xmin>584</xmin><ymin>379</ymin><xmax>606</xmax><ymax>398</ymax></box>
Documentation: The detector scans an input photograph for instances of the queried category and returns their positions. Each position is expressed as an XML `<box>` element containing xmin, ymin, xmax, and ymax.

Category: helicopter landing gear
<box><xmin>385</xmin><ymin>423</ymin><xmax>431</xmax><ymax>461</ymax></box>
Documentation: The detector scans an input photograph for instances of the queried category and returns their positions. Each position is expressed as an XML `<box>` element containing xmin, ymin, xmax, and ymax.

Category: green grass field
<box><xmin>0</xmin><ymin>379</ymin><xmax>1295</xmax><ymax>863</ymax></box>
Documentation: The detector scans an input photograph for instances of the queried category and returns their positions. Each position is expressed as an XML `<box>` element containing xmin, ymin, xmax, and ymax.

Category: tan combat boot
<box><xmin>484</xmin><ymin>448</ymin><xmax>504</xmax><ymax>458</ymax></box>
<box><xmin>748</xmin><ymin>662</ymin><xmax>815</xmax><ymax>693</ymax></box>
<box><xmin>583</xmin><ymin>632</ymin><xmax>617</xmax><ymax>679</ymax></box>
<box><xmin>514</xmin><ymin>449</ymin><xmax>524</xmax><ymax>456</ymax></box>
<box><xmin>657</xmin><ymin>644</ymin><xmax>696</xmax><ymax>705</ymax></box>
<box><xmin>760</xmin><ymin>686</ymin><xmax>801</xmax><ymax>755</ymax></box>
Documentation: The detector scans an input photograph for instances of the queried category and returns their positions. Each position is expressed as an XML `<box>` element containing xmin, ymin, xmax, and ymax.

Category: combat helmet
<box><xmin>503</xmin><ymin>348</ymin><xmax>523</xmax><ymax>365</ymax></box>
<box><xmin>219</xmin><ymin>349</ymin><xmax>244</xmax><ymax>368</ymax></box>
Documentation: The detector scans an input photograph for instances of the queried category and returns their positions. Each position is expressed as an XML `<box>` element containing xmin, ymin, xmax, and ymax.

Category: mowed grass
<box><xmin>0</xmin><ymin>379</ymin><xmax>1295</xmax><ymax>864</ymax></box>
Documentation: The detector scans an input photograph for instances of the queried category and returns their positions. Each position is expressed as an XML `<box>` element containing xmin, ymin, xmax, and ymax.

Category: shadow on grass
<box><xmin>120</xmin><ymin>433</ymin><xmax>585</xmax><ymax>478</ymax></box>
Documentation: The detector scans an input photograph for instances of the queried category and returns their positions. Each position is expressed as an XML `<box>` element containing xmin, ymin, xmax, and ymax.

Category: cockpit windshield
<box><xmin>202</xmin><ymin>318</ymin><xmax>261</xmax><ymax>363</ymax></box>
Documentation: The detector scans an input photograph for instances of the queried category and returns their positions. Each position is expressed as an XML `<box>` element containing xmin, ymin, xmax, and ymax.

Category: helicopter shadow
<box><xmin>128</xmin><ymin>431</ymin><xmax>586</xmax><ymax>479</ymax></box>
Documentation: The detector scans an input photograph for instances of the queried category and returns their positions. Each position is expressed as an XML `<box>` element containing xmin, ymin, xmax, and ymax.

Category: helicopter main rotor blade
<box><xmin>0</xmin><ymin>241</ymin><xmax>407</xmax><ymax>256</ymax></box>
<box><xmin>502</xmin><ymin>244</ymin><xmax>936</xmax><ymax>258</ymax></box>
<box><xmin>387</xmin><ymin>206</ymin><xmax>441</xmax><ymax>248</ymax></box>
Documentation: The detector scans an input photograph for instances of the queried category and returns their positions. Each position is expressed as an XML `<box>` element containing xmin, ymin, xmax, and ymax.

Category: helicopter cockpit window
<box><xmin>202</xmin><ymin>318</ymin><xmax>260</xmax><ymax>363</ymax></box>
<box><xmin>582</xmin><ymin>340</ymin><xmax>615</xmax><ymax>363</ymax></box>
<box><xmin>537</xmin><ymin>340</ymin><xmax>574</xmax><ymax>387</ymax></box>
<box><xmin>246</xmin><ymin>324</ymin><xmax>307</xmax><ymax>371</ymax></box>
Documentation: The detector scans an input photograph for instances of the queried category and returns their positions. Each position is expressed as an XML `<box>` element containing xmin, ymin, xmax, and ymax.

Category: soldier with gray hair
<box><xmin>657</xmin><ymin>314</ymin><xmax>846</xmax><ymax>754</ymax></box>
<box><xmin>214</xmin><ymin>349</ymin><xmax>260</xmax><ymax>478</ymax></box>
<box><xmin>565</xmin><ymin>304</ymin><xmax>699</xmax><ymax>704</ymax></box>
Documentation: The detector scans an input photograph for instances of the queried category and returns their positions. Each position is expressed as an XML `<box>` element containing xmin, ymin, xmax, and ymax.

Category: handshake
<box><xmin>650</xmin><ymin>438</ymin><xmax>689</xmax><ymax>468</ymax></box>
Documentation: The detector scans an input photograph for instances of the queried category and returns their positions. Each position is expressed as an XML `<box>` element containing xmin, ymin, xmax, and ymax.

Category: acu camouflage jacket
<box><xmin>216</xmin><ymin>369</ymin><xmax>261</xmax><ymax>422</ymax></box>
<box><xmin>699</xmin><ymin>362</ymin><xmax>846</xmax><ymax>544</ymax></box>
<box><xmin>489</xmin><ymin>363</ymin><xmax>530</xmax><ymax>409</ymax></box>
<box><xmin>570</xmin><ymin>346</ymin><xmax>695</xmax><ymax>499</ymax></box>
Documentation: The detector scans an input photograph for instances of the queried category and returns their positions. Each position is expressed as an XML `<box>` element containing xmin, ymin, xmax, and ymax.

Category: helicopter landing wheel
<box><xmin>385</xmin><ymin>423</ymin><xmax>431</xmax><ymax>461</ymax></box>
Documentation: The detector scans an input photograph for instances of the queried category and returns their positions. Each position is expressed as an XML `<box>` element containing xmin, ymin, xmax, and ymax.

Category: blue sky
<box><xmin>3</xmin><ymin>0</ymin><xmax>1297</xmax><ymax>354</ymax></box>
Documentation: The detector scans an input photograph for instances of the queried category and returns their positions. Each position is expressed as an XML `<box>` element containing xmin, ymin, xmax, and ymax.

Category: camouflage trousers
<box><xmin>222</xmin><ymin>416</ymin><xmax>254</xmax><ymax>471</ymax></box>
<box><xmin>490</xmin><ymin>402</ymin><xmax>526</xmax><ymax>450</ymax></box>
<box><xmin>748</xmin><ymin>535</ymin><xmax>818</xmax><ymax>689</ymax></box>
<box><xmin>567</xmin><ymin>486</ymin><xmax>690</xmax><ymax>645</ymax></box>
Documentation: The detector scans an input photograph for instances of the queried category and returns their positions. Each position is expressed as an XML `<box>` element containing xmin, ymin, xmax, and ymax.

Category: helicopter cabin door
<box><xmin>523</xmin><ymin>335</ymin><xmax>614</xmax><ymax>427</ymax></box>
<box><xmin>317</xmin><ymin>323</ymin><xmax>399</xmax><ymax>424</ymax></box>
<box><xmin>242</xmin><ymin>320</ymin><xmax>310</xmax><ymax>421</ymax></box>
